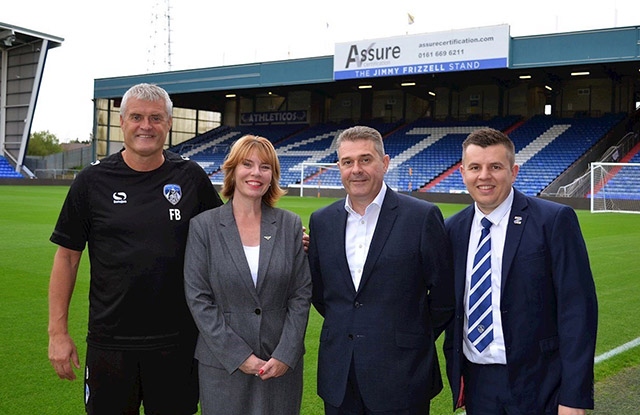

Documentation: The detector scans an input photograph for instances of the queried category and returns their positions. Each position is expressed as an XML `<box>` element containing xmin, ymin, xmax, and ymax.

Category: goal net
<box><xmin>590</xmin><ymin>162</ymin><xmax>640</xmax><ymax>214</ymax></box>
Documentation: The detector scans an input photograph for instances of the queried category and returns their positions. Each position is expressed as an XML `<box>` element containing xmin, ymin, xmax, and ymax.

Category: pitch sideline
<box><xmin>594</xmin><ymin>336</ymin><xmax>640</xmax><ymax>364</ymax></box>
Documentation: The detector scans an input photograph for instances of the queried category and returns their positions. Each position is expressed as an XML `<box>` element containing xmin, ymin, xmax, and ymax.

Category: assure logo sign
<box><xmin>333</xmin><ymin>24</ymin><xmax>510</xmax><ymax>80</ymax></box>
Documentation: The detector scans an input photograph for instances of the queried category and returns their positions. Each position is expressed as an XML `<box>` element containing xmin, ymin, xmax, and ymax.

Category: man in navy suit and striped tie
<box><xmin>443</xmin><ymin>127</ymin><xmax>598</xmax><ymax>415</ymax></box>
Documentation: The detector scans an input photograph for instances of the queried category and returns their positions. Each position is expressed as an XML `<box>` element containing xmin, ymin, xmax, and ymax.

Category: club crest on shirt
<box><xmin>163</xmin><ymin>184</ymin><xmax>182</xmax><ymax>205</ymax></box>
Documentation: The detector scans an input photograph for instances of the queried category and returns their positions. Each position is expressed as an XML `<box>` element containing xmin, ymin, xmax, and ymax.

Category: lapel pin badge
<box><xmin>513</xmin><ymin>216</ymin><xmax>522</xmax><ymax>225</ymax></box>
<box><xmin>263</xmin><ymin>235</ymin><xmax>272</xmax><ymax>240</ymax></box>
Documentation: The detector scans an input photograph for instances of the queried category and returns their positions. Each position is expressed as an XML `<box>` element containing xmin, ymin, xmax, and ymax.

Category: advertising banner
<box><xmin>240</xmin><ymin>110</ymin><xmax>308</xmax><ymax>125</ymax></box>
<box><xmin>333</xmin><ymin>25</ymin><xmax>510</xmax><ymax>80</ymax></box>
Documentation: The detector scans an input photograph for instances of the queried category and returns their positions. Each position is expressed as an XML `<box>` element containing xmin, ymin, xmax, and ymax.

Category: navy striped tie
<box><xmin>468</xmin><ymin>217</ymin><xmax>493</xmax><ymax>352</ymax></box>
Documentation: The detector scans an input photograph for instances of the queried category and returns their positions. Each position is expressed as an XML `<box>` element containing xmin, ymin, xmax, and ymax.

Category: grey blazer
<box><xmin>184</xmin><ymin>202</ymin><xmax>311</xmax><ymax>414</ymax></box>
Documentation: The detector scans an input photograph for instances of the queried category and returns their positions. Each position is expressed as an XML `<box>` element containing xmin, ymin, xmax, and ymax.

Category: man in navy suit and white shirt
<box><xmin>444</xmin><ymin>127</ymin><xmax>598</xmax><ymax>415</ymax></box>
<box><xmin>308</xmin><ymin>125</ymin><xmax>454</xmax><ymax>415</ymax></box>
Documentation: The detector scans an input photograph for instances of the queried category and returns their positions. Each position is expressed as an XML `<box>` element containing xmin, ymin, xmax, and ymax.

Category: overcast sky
<box><xmin>4</xmin><ymin>0</ymin><xmax>639</xmax><ymax>142</ymax></box>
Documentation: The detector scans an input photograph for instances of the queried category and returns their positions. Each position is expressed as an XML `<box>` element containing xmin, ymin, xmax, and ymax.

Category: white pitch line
<box><xmin>594</xmin><ymin>336</ymin><xmax>640</xmax><ymax>364</ymax></box>
<box><xmin>453</xmin><ymin>337</ymin><xmax>640</xmax><ymax>415</ymax></box>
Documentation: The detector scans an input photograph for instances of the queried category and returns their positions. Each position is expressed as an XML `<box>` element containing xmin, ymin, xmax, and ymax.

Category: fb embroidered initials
<box><xmin>169</xmin><ymin>209</ymin><xmax>181</xmax><ymax>220</ymax></box>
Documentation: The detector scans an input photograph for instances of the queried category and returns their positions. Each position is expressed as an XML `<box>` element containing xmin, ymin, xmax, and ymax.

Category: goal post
<box><xmin>590</xmin><ymin>162</ymin><xmax>640</xmax><ymax>214</ymax></box>
<box><xmin>299</xmin><ymin>162</ymin><xmax>341</xmax><ymax>197</ymax></box>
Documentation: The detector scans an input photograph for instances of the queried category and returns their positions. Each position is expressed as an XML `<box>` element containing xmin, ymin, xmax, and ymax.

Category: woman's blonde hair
<box><xmin>221</xmin><ymin>135</ymin><xmax>286</xmax><ymax>206</ymax></box>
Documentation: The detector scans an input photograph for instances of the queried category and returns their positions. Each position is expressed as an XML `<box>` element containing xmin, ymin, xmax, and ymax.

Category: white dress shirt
<box><xmin>344</xmin><ymin>183</ymin><xmax>387</xmax><ymax>291</ymax></box>
<box><xmin>243</xmin><ymin>245</ymin><xmax>260</xmax><ymax>287</ymax></box>
<box><xmin>463</xmin><ymin>188</ymin><xmax>514</xmax><ymax>364</ymax></box>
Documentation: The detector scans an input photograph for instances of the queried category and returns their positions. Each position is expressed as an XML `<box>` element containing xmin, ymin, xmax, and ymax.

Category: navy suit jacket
<box><xmin>309</xmin><ymin>188</ymin><xmax>454</xmax><ymax>411</ymax></box>
<box><xmin>444</xmin><ymin>189</ymin><xmax>597</xmax><ymax>413</ymax></box>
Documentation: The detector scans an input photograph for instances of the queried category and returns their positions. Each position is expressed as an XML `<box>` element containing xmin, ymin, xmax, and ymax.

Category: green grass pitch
<box><xmin>1</xmin><ymin>185</ymin><xmax>639</xmax><ymax>414</ymax></box>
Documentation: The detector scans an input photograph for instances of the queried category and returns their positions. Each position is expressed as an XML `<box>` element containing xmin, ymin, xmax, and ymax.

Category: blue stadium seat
<box><xmin>0</xmin><ymin>156</ymin><xmax>23</xmax><ymax>178</ymax></box>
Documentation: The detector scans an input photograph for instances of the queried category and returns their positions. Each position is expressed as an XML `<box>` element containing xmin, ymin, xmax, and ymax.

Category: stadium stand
<box><xmin>180</xmin><ymin>121</ymin><xmax>402</xmax><ymax>187</ymax></box>
<box><xmin>169</xmin><ymin>124</ymin><xmax>307</xmax><ymax>176</ymax></box>
<box><xmin>0</xmin><ymin>156</ymin><xmax>23</xmax><ymax>179</ymax></box>
<box><xmin>170</xmin><ymin>113</ymin><xmax>628</xmax><ymax>196</ymax></box>
<box><xmin>427</xmin><ymin>113</ymin><xmax>626</xmax><ymax>195</ymax></box>
<box><xmin>378</xmin><ymin>116</ymin><xmax>520</xmax><ymax>192</ymax></box>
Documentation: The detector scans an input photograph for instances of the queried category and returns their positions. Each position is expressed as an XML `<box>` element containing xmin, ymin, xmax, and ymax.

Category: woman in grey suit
<box><xmin>184</xmin><ymin>135</ymin><xmax>312</xmax><ymax>415</ymax></box>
